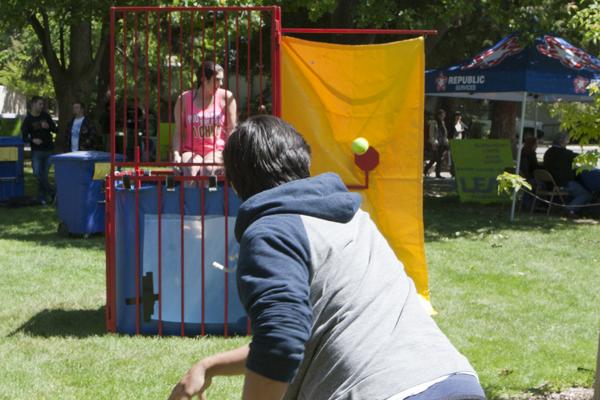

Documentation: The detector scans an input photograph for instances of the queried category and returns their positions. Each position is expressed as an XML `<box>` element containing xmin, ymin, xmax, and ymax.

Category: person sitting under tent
<box><xmin>519</xmin><ymin>136</ymin><xmax>540</xmax><ymax>209</ymax></box>
<box><xmin>543</xmin><ymin>134</ymin><xmax>592</xmax><ymax>216</ymax></box>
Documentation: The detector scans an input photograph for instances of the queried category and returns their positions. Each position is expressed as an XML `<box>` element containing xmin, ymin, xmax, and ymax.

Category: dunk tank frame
<box><xmin>106</xmin><ymin>5</ymin><xmax>435</xmax><ymax>337</ymax></box>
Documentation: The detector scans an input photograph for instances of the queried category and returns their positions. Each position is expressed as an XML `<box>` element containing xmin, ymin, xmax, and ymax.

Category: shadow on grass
<box><xmin>0</xmin><ymin>205</ymin><xmax>104</xmax><ymax>250</ymax></box>
<box><xmin>423</xmin><ymin>181</ymin><xmax>598</xmax><ymax>242</ymax></box>
<box><xmin>8</xmin><ymin>307</ymin><xmax>105</xmax><ymax>338</ymax></box>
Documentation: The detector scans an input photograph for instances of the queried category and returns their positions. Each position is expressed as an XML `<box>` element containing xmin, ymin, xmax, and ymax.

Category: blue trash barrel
<box><xmin>114</xmin><ymin>184</ymin><xmax>247</xmax><ymax>335</ymax></box>
<box><xmin>51</xmin><ymin>151</ymin><xmax>119</xmax><ymax>235</ymax></box>
<box><xmin>0</xmin><ymin>137</ymin><xmax>24</xmax><ymax>201</ymax></box>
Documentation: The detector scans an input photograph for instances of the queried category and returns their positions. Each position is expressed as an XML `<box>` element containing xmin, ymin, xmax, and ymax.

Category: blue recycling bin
<box><xmin>114</xmin><ymin>184</ymin><xmax>247</xmax><ymax>335</ymax></box>
<box><xmin>0</xmin><ymin>137</ymin><xmax>24</xmax><ymax>201</ymax></box>
<box><xmin>52</xmin><ymin>151</ymin><xmax>119</xmax><ymax>235</ymax></box>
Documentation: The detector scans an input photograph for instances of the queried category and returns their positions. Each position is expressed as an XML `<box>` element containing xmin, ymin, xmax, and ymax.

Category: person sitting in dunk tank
<box><xmin>172</xmin><ymin>61</ymin><xmax>237</xmax><ymax>181</ymax></box>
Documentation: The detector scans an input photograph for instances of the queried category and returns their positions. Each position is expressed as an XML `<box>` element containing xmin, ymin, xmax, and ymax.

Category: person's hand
<box><xmin>168</xmin><ymin>361</ymin><xmax>212</xmax><ymax>400</ymax></box>
<box><xmin>173</xmin><ymin>152</ymin><xmax>182</xmax><ymax>164</ymax></box>
<box><xmin>32</xmin><ymin>138</ymin><xmax>43</xmax><ymax>145</ymax></box>
<box><xmin>40</xmin><ymin>121</ymin><xmax>49</xmax><ymax>129</ymax></box>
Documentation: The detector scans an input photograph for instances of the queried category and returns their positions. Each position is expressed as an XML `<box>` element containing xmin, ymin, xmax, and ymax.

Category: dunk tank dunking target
<box><xmin>106</xmin><ymin>6</ymin><xmax>281</xmax><ymax>336</ymax></box>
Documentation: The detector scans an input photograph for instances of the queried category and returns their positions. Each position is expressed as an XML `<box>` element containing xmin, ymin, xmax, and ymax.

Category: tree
<box><xmin>276</xmin><ymin>0</ymin><xmax>586</xmax><ymax>146</ymax></box>
<box><xmin>0</xmin><ymin>0</ymin><xmax>119</xmax><ymax>150</ymax></box>
<box><xmin>549</xmin><ymin>0</ymin><xmax>600</xmax><ymax>169</ymax></box>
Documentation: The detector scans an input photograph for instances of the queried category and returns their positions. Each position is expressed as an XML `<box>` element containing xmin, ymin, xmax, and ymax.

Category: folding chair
<box><xmin>531</xmin><ymin>169</ymin><xmax>570</xmax><ymax>215</ymax></box>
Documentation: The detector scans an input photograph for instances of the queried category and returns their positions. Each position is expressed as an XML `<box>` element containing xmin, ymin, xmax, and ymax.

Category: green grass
<box><xmin>0</xmin><ymin>168</ymin><xmax>598</xmax><ymax>399</ymax></box>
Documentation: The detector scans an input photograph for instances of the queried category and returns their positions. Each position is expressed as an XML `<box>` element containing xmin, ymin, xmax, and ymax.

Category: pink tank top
<box><xmin>181</xmin><ymin>90</ymin><xmax>226</xmax><ymax>156</ymax></box>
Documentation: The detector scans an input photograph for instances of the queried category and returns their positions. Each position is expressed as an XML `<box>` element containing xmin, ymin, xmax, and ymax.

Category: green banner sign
<box><xmin>450</xmin><ymin>139</ymin><xmax>513</xmax><ymax>203</ymax></box>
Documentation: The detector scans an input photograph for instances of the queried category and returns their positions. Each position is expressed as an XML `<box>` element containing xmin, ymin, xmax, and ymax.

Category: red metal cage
<box><xmin>106</xmin><ymin>6</ymin><xmax>281</xmax><ymax>336</ymax></box>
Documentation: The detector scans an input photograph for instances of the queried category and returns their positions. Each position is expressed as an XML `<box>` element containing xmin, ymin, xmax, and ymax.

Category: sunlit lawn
<box><xmin>0</xmin><ymin>167</ymin><xmax>598</xmax><ymax>399</ymax></box>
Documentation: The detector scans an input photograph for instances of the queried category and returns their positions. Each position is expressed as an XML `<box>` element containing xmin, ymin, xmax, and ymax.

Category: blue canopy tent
<box><xmin>425</xmin><ymin>34</ymin><xmax>600</xmax><ymax>219</ymax></box>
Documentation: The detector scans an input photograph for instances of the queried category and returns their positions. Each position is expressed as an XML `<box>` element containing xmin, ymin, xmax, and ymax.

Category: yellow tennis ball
<box><xmin>351</xmin><ymin>137</ymin><xmax>369</xmax><ymax>155</ymax></box>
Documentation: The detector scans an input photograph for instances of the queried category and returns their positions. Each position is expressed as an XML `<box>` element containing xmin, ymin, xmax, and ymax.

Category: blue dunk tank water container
<box><xmin>51</xmin><ymin>151</ymin><xmax>123</xmax><ymax>236</ymax></box>
<box><xmin>110</xmin><ymin>175</ymin><xmax>248</xmax><ymax>336</ymax></box>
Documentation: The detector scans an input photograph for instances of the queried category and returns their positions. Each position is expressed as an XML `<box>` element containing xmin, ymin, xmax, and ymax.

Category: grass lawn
<box><xmin>0</xmin><ymin>167</ymin><xmax>598</xmax><ymax>399</ymax></box>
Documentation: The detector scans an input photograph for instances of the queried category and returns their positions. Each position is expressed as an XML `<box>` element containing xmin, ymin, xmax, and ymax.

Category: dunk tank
<box><xmin>106</xmin><ymin>5</ymin><xmax>434</xmax><ymax>336</ymax></box>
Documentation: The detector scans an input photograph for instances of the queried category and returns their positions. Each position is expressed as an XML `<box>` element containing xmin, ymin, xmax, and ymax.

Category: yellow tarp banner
<box><xmin>281</xmin><ymin>36</ymin><xmax>429</xmax><ymax>299</ymax></box>
<box><xmin>0</xmin><ymin>147</ymin><xmax>18</xmax><ymax>162</ymax></box>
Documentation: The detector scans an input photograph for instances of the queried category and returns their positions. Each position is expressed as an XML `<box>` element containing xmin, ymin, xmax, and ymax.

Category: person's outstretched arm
<box><xmin>242</xmin><ymin>369</ymin><xmax>288</xmax><ymax>400</ymax></box>
<box><xmin>168</xmin><ymin>344</ymin><xmax>249</xmax><ymax>400</ymax></box>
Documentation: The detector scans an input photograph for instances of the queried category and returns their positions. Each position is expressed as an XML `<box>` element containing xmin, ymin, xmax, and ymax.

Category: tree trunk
<box><xmin>490</xmin><ymin>100</ymin><xmax>519</xmax><ymax>156</ymax></box>
<box><xmin>593</xmin><ymin>331</ymin><xmax>600</xmax><ymax>400</ymax></box>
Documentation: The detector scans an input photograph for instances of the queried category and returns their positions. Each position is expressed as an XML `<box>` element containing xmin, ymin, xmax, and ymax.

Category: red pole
<box><xmin>224</xmin><ymin>10</ymin><xmax>229</xmax><ymax>139</ymax></box>
<box><xmin>157</xmin><ymin>179</ymin><xmax>163</xmax><ymax>336</ymax></box>
<box><xmin>110</xmin><ymin>8</ymin><xmax>116</xmax><ymax>168</ymax></box>
<box><xmin>122</xmin><ymin>14</ymin><xmax>128</xmax><ymax>161</ymax></box>
<box><xmin>224</xmin><ymin>180</ymin><xmax>229</xmax><ymax>337</ymax></box>
<box><xmin>135</xmin><ymin>171</ymin><xmax>141</xmax><ymax>335</ymax></box>
<box><xmin>168</xmin><ymin>13</ymin><xmax>173</xmax><ymax>161</ymax></box>
<box><xmin>108</xmin><ymin>7</ymin><xmax>117</xmax><ymax>334</ymax></box>
<box><xmin>145</xmin><ymin>12</ymin><xmax>150</xmax><ymax>162</ymax></box>
<box><xmin>133</xmin><ymin>13</ymin><xmax>139</xmax><ymax>158</ymax></box>
<box><xmin>246</xmin><ymin>12</ymin><xmax>251</xmax><ymax>119</ymax></box>
<box><xmin>179</xmin><ymin>11</ymin><xmax>184</xmax><ymax>162</ymax></box>
<box><xmin>180</xmin><ymin>177</ymin><xmax>185</xmax><ymax>336</ymax></box>
<box><xmin>259</xmin><ymin>12</ymin><xmax>263</xmax><ymax>108</ymax></box>
<box><xmin>235</xmin><ymin>13</ymin><xmax>240</xmax><ymax>119</ymax></box>
<box><xmin>281</xmin><ymin>28</ymin><xmax>438</xmax><ymax>35</ymax></box>
<box><xmin>212</xmin><ymin>11</ymin><xmax>217</xmax><ymax>157</ymax></box>
<box><xmin>156</xmin><ymin>12</ymin><xmax>162</xmax><ymax>162</ymax></box>
<box><xmin>105</xmin><ymin>174</ymin><xmax>114</xmax><ymax>332</ymax></box>
<box><xmin>201</xmin><ymin>179</ymin><xmax>205</xmax><ymax>336</ymax></box>
<box><xmin>273</xmin><ymin>7</ymin><xmax>282</xmax><ymax>116</ymax></box>
<box><xmin>200</xmin><ymin>12</ymin><xmax>205</xmax><ymax>155</ymax></box>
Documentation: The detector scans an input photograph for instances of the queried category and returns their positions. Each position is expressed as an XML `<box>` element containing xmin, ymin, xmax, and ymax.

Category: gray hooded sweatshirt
<box><xmin>234</xmin><ymin>173</ymin><xmax>476</xmax><ymax>400</ymax></box>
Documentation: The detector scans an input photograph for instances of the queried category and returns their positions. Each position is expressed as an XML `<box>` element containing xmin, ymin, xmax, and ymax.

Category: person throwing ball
<box><xmin>169</xmin><ymin>115</ymin><xmax>485</xmax><ymax>400</ymax></box>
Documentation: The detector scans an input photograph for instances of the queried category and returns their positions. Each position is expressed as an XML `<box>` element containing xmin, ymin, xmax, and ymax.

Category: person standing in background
<box><xmin>67</xmin><ymin>101</ymin><xmax>100</xmax><ymax>152</ymax></box>
<box><xmin>449</xmin><ymin>111</ymin><xmax>468</xmax><ymax>140</ymax></box>
<box><xmin>21</xmin><ymin>96</ymin><xmax>57</xmax><ymax>205</ymax></box>
<box><xmin>424</xmin><ymin>109</ymin><xmax>449</xmax><ymax>178</ymax></box>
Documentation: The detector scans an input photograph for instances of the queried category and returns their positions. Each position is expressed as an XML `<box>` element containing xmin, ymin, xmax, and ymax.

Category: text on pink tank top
<box><xmin>181</xmin><ymin>90</ymin><xmax>226</xmax><ymax>156</ymax></box>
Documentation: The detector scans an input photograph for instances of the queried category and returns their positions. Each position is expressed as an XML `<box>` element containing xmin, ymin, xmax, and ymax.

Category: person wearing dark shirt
<box><xmin>21</xmin><ymin>96</ymin><xmax>57</xmax><ymax>204</ymax></box>
<box><xmin>423</xmin><ymin>109</ymin><xmax>449</xmax><ymax>178</ymax></box>
<box><xmin>543</xmin><ymin>134</ymin><xmax>592</xmax><ymax>215</ymax></box>
<box><xmin>520</xmin><ymin>136</ymin><xmax>540</xmax><ymax>181</ymax></box>
<box><xmin>67</xmin><ymin>101</ymin><xmax>100</xmax><ymax>152</ymax></box>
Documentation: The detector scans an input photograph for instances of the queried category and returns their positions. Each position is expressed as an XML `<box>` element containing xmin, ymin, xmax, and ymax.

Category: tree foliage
<box><xmin>2</xmin><ymin>0</ymin><xmax>599</xmax><ymax>151</ymax></box>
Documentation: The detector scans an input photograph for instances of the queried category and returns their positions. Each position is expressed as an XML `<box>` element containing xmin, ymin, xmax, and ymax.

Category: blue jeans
<box><xmin>565</xmin><ymin>180</ymin><xmax>592</xmax><ymax>213</ymax></box>
<box><xmin>580</xmin><ymin>168</ymin><xmax>600</xmax><ymax>194</ymax></box>
<box><xmin>406</xmin><ymin>374</ymin><xmax>486</xmax><ymax>400</ymax></box>
<box><xmin>31</xmin><ymin>150</ymin><xmax>55</xmax><ymax>202</ymax></box>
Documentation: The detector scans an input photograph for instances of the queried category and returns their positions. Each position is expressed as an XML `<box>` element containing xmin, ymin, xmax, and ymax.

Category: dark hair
<box><xmin>195</xmin><ymin>61</ymin><xmax>223</xmax><ymax>87</ymax></box>
<box><xmin>523</xmin><ymin>136</ymin><xmax>537</xmax><ymax>152</ymax></box>
<box><xmin>553</xmin><ymin>133</ymin><xmax>569</xmax><ymax>146</ymax></box>
<box><xmin>31</xmin><ymin>96</ymin><xmax>44</xmax><ymax>104</ymax></box>
<box><xmin>73</xmin><ymin>101</ymin><xmax>86</xmax><ymax>110</ymax></box>
<box><xmin>223</xmin><ymin>115</ymin><xmax>311</xmax><ymax>200</ymax></box>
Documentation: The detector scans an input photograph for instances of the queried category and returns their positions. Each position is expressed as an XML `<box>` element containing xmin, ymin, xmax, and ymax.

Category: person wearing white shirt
<box><xmin>67</xmin><ymin>101</ymin><xmax>99</xmax><ymax>152</ymax></box>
